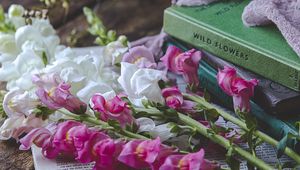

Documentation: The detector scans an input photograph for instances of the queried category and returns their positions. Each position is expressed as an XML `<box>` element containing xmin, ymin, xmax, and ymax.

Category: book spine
<box><xmin>164</xmin><ymin>9</ymin><xmax>300</xmax><ymax>91</ymax></box>
<box><xmin>198</xmin><ymin>60</ymin><xmax>300</xmax><ymax>151</ymax></box>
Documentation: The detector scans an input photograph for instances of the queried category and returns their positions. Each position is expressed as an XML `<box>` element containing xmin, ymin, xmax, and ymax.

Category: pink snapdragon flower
<box><xmin>65</xmin><ymin>125</ymin><xmax>108</xmax><ymax>163</ymax></box>
<box><xmin>92</xmin><ymin>139</ymin><xmax>126</xmax><ymax>170</ymax></box>
<box><xmin>90</xmin><ymin>94</ymin><xmax>135</xmax><ymax>127</ymax></box>
<box><xmin>19</xmin><ymin>123</ymin><xmax>60</xmax><ymax>159</ymax></box>
<box><xmin>118</xmin><ymin>137</ymin><xmax>171</xmax><ymax>169</ymax></box>
<box><xmin>122</xmin><ymin>46</ymin><xmax>157</xmax><ymax>68</ymax></box>
<box><xmin>200</xmin><ymin>121</ymin><xmax>242</xmax><ymax>143</ymax></box>
<box><xmin>217</xmin><ymin>66</ymin><xmax>258</xmax><ymax>112</ymax></box>
<box><xmin>160</xmin><ymin>149</ymin><xmax>218</xmax><ymax>170</ymax></box>
<box><xmin>162</xmin><ymin>86</ymin><xmax>196</xmax><ymax>112</ymax></box>
<box><xmin>161</xmin><ymin>46</ymin><xmax>202</xmax><ymax>86</ymax></box>
<box><xmin>36</xmin><ymin>82</ymin><xmax>87</xmax><ymax>114</ymax></box>
<box><xmin>51</xmin><ymin>120</ymin><xmax>82</xmax><ymax>153</ymax></box>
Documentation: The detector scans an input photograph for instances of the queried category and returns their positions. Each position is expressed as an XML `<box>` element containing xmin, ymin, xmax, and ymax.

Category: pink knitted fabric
<box><xmin>242</xmin><ymin>0</ymin><xmax>300</xmax><ymax>57</ymax></box>
<box><xmin>172</xmin><ymin>0</ymin><xmax>219</xmax><ymax>6</ymax></box>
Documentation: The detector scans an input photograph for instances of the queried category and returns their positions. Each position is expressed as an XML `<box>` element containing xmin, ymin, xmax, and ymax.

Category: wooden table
<box><xmin>0</xmin><ymin>0</ymin><xmax>170</xmax><ymax>169</ymax></box>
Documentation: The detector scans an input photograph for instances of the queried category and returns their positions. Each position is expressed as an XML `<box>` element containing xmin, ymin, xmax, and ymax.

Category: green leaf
<box><xmin>295</xmin><ymin>121</ymin><xmax>300</xmax><ymax>134</ymax></box>
<box><xmin>205</xmin><ymin>108</ymin><xmax>219</xmax><ymax>121</ymax></box>
<box><xmin>164</xmin><ymin>109</ymin><xmax>179</xmax><ymax>121</ymax></box>
<box><xmin>203</xmin><ymin>89</ymin><xmax>211</xmax><ymax>102</ymax></box>
<box><xmin>0</xmin><ymin>5</ymin><xmax>5</xmax><ymax>22</ymax></box>
<box><xmin>107</xmin><ymin>119</ymin><xmax>121</xmax><ymax>131</ymax></box>
<box><xmin>225</xmin><ymin>147</ymin><xmax>240</xmax><ymax>170</ymax></box>
<box><xmin>33</xmin><ymin>105</ymin><xmax>55</xmax><ymax>120</ymax></box>
<box><xmin>42</xmin><ymin>51</ymin><xmax>48</xmax><ymax>66</ymax></box>
<box><xmin>277</xmin><ymin>135</ymin><xmax>288</xmax><ymax>158</ymax></box>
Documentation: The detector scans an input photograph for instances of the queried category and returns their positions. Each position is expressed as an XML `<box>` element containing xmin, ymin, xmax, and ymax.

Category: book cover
<box><xmin>163</xmin><ymin>0</ymin><xmax>300</xmax><ymax>91</ymax></box>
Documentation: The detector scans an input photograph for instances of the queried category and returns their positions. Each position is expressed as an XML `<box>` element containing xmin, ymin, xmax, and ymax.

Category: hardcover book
<box><xmin>166</xmin><ymin>37</ymin><xmax>300</xmax><ymax>116</ymax></box>
<box><xmin>163</xmin><ymin>0</ymin><xmax>300</xmax><ymax>91</ymax></box>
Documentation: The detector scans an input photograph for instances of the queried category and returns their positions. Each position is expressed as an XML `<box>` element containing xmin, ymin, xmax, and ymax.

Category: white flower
<box><xmin>8</xmin><ymin>4</ymin><xmax>24</xmax><ymax>18</ymax></box>
<box><xmin>3</xmin><ymin>89</ymin><xmax>40</xmax><ymax>117</ymax></box>
<box><xmin>7</xmin><ymin>4</ymin><xmax>25</xmax><ymax>29</ymax></box>
<box><xmin>149</xmin><ymin>123</ymin><xmax>177</xmax><ymax>141</ymax></box>
<box><xmin>136</xmin><ymin>117</ymin><xmax>156</xmax><ymax>133</ymax></box>
<box><xmin>77</xmin><ymin>81</ymin><xmax>113</xmax><ymax>104</ymax></box>
<box><xmin>136</xmin><ymin>117</ymin><xmax>176</xmax><ymax>142</ymax></box>
<box><xmin>0</xmin><ymin>63</ymin><xmax>19</xmax><ymax>82</ymax></box>
<box><xmin>103</xmin><ymin>40</ymin><xmax>128</xmax><ymax>65</ymax></box>
<box><xmin>44</xmin><ymin>48</ymin><xmax>116</xmax><ymax>103</ymax></box>
<box><xmin>0</xmin><ymin>114</ymin><xmax>44</xmax><ymax>140</ymax></box>
<box><xmin>0</xmin><ymin>33</ymin><xmax>18</xmax><ymax>57</ymax></box>
<box><xmin>118</xmin><ymin>62</ymin><xmax>165</xmax><ymax>106</ymax></box>
<box><xmin>15</xmin><ymin>24</ymin><xmax>59</xmax><ymax>62</ymax></box>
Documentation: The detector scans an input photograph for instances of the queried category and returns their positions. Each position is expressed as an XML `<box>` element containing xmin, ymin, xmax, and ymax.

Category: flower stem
<box><xmin>184</xmin><ymin>93</ymin><xmax>300</xmax><ymax>164</ymax></box>
<box><xmin>58</xmin><ymin>109</ymin><xmax>148</xmax><ymax>140</ymax></box>
<box><xmin>178</xmin><ymin>112</ymin><xmax>273</xmax><ymax>170</ymax></box>
<box><xmin>134</xmin><ymin>107</ymin><xmax>273</xmax><ymax>169</ymax></box>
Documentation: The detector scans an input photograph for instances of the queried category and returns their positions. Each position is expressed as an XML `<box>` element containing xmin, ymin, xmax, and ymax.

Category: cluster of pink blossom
<box><xmin>217</xmin><ymin>66</ymin><xmax>258</xmax><ymax>112</ymax></box>
<box><xmin>161</xmin><ymin>46</ymin><xmax>202</xmax><ymax>86</ymax></box>
<box><xmin>90</xmin><ymin>94</ymin><xmax>136</xmax><ymax>128</ymax></box>
<box><xmin>33</xmin><ymin>74</ymin><xmax>87</xmax><ymax>115</ymax></box>
<box><xmin>162</xmin><ymin>86</ymin><xmax>196</xmax><ymax>112</ymax></box>
<box><xmin>19</xmin><ymin>120</ymin><xmax>218</xmax><ymax>170</ymax></box>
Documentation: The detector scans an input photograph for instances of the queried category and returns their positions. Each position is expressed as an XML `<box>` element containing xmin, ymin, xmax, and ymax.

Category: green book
<box><xmin>163</xmin><ymin>0</ymin><xmax>300</xmax><ymax>91</ymax></box>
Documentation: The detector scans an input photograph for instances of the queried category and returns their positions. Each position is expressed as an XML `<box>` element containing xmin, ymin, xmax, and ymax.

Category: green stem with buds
<box><xmin>58</xmin><ymin>109</ymin><xmax>148</xmax><ymax>140</ymax></box>
<box><xmin>184</xmin><ymin>93</ymin><xmax>300</xmax><ymax>164</ymax></box>
<box><xmin>134</xmin><ymin>107</ymin><xmax>273</xmax><ymax>170</ymax></box>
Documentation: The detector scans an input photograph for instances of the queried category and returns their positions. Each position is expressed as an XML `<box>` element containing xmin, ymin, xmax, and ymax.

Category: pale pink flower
<box><xmin>217</xmin><ymin>66</ymin><xmax>258</xmax><ymax>112</ymax></box>
<box><xmin>122</xmin><ymin>46</ymin><xmax>157</xmax><ymax>68</ymax></box>
<box><xmin>19</xmin><ymin>123</ymin><xmax>60</xmax><ymax>159</ymax></box>
<box><xmin>0</xmin><ymin>114</ymin><xmax>44</xmax><ymax>140</ymax></box>
<box><xmin>36</xmin><ymin>82</ymin><xmax>87</xmax><ymax>114</ymax></box>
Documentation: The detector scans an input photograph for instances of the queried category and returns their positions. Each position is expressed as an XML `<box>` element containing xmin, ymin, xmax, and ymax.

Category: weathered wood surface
<box><xmin>0</xmin><ymin>0</ymin><xmax>170</xmax><ymax>169</ymax></box>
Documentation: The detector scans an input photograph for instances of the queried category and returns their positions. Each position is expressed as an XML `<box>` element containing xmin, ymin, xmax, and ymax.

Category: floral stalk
<box><xmin>184</xmin><ymin>93</ymin><xmax>300</xmax><ymax>164</ymax></box>
<box><xmin>57</xmin><ymin>109</ymin><xmax>148</xmax><ymax>140</ymax></box>
<box><xmin>134</xmin><ymin>107</ymin><xmax>273</xmax><ymax>170</ymax></box>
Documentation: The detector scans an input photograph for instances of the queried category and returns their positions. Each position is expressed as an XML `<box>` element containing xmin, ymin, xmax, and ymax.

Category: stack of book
<box><xmin>163</xmin><ymin>0</ymin><xmax>300</xmax><ymax>152</ymax></box>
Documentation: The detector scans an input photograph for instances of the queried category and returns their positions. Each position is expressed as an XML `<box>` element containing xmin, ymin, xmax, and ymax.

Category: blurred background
<box><xmin>1</xmin><ymin>0</ymin><xmax>170</xmax><ymax>46</ymax></box>
<box><xmin>0</xmin><ymin>1</ymin><xmax>170</xmax><ymax>169</ymax></box>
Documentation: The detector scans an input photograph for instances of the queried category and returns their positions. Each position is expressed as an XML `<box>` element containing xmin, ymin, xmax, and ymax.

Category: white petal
<box><xmin>0</xmin><ymin>116</ymin><xmax>25</xmax><ymax>140</ymax></box>
<box><xmin>131</xmin><ymin>68</ymin><xmax>165</xmax><ymax>104</ymax></box>
<box><xmin>136</xmin><ymin>117</ymin><xmax>155</xmax><ymax>133</ymax></box>
<box><xmin>118</xmin><ymin>62</ymin><xmax>139</xmax><ymax>96</ymax></box>
<box><xmin>150</xmin><ymin>123</ymin><xmax>176</xmax><ymax>142</ymax></box>
<box><xmin>0</xmin><ymin>63</ymin><xmax>19</xmax><ymax>81</ymax></box>
<box><xmin>13</xmin><ymin>50</ymin><xmax>44</xmax><ymax>74</ymax></box>
<box><xmin>15</xmin><ymin>25</ymin><xmax>42</xmax><ymax>48</ymax></box>
<box><xmin>0</xmin><ymin>33</ymin><xmax>18</xmax><ymax>55</ymax></box>
<box><xmin>77</xmin><ymin>81</ymin><xmax>113</xmax><ymax>104</ymax></box>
